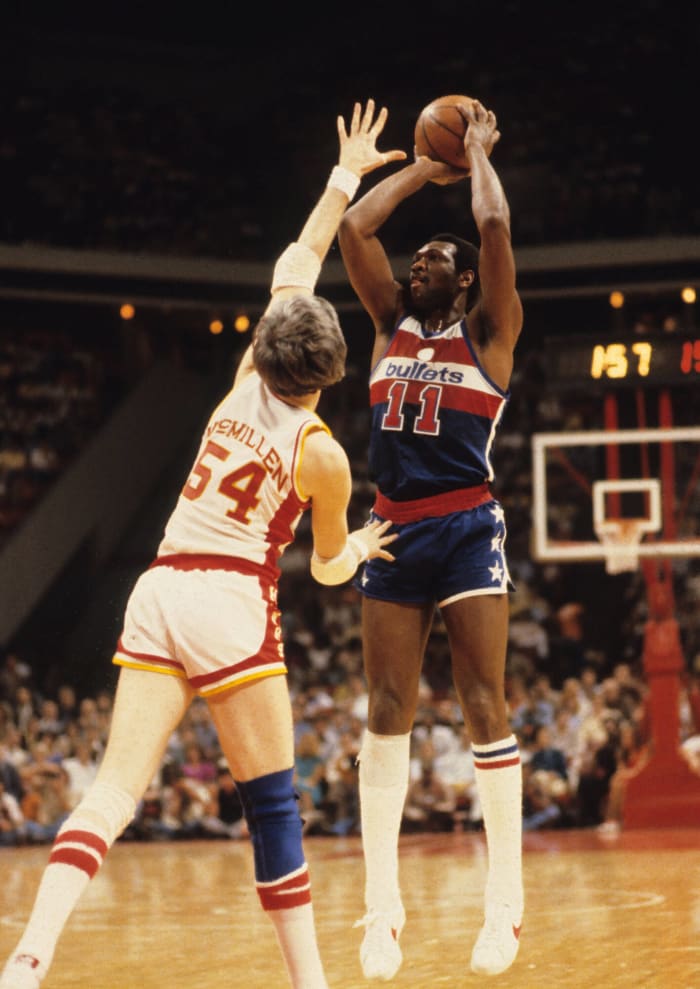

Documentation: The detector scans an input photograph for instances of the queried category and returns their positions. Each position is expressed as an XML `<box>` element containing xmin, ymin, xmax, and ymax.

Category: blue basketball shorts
<box><xmin>354</xmin><ymin>499</ymin><xmax>515</xmax><ymax>606</ymax></box>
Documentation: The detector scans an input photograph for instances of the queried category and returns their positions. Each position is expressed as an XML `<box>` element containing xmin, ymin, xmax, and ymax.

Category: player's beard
<box><xmin>408</xmin><ymin>280</ymin><xmax>453</xmax><ymax>317</ymax></box>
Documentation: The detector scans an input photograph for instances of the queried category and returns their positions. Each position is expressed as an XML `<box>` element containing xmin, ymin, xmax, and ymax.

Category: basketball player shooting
<box><xmin>337</xmin><ymin>97</ymin><xmax>525</xmax><ymax>979</ymax></box>
<box><xmin>0</xmin><ymin>100</ymin><xmax>405</xmax><ymax>989</ymax></box>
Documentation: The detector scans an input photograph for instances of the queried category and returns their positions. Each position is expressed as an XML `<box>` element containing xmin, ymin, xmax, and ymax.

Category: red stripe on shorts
<box><xmin>373</xmin><ymin>484</ymin><xmax>492</xmax><ymax>523</ymax></box>
<box><xmin>149</xmin><ymin>553</ymin><xmax>279</xmax><ymax>581</ymax></box>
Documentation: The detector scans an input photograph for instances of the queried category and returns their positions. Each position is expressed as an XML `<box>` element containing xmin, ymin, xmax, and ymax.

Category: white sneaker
<box><xmin>0</xmin><ymin>953</ymin><xmax>46</xmax><ymax>989</ymax></box>
<box><xmin>354</xmin><ymin>905</ymin><xmax>406</xmax><ymax>981</ymax></box>
<box><xmin>470</xmin><ymin>903</ymin><xmax>522</xmax><ymax>976</ymax></box>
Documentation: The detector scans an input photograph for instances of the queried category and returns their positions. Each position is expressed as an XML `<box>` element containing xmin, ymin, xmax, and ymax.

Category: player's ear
<box><xmin>458</xmin><ymin>269</ymin><xmax>475</xmax><ymax>289</ymax></box>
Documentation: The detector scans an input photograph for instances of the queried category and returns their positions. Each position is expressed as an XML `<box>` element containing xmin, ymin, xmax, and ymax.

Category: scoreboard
<box><xmin>544</xmin><ymin>332</ymin><xmax>700</xmax><ymax>388</ymax></box>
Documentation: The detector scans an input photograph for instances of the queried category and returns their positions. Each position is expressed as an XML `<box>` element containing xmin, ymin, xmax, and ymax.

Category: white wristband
<box><xmin>327</xmin><ymin>165</ymin><xmax>361</xmax><ymax>201</ymax></box>
<box><xmin>271</xmin><ymin>241</ymin><xmax>322</xmax><ymax>294</ymax></box>
<box><xmin>310</xmin><ymin>535</ymin><xmax>366</xmax><ymax>586</ymax></box>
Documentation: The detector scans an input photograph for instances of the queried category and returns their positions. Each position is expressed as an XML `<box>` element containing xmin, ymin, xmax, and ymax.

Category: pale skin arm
<box><xmin>233</xmin><ymin>100</ymin><xmax>406</xmax><ymax>388</ymax></box>
<box><xmin>298</xmin><ymin>428</ymin><xmax>396</xmax><ymax>563</ymax></box>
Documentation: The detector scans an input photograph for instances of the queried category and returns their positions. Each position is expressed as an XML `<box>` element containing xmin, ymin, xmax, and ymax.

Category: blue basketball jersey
<box><xmin>368</xmin><ymin>315</ymin><xmax>509</xmax><ymax>503</ymax></box>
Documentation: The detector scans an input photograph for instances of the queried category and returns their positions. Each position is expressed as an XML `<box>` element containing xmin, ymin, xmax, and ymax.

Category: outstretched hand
<box><xmin>337</xmin><ymin>100</ymin><xmax>407</xmax><ymax>177</ymax></box>
<box><xmin>350</xmin><ymin>518</ymin><xmax>397</xmax><ymax>562</ymax></box>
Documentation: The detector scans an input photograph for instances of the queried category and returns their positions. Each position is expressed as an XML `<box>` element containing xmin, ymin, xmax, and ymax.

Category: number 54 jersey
<box><xmin>369</xmin><ymin>316</ymin><xmax>509</xmax><ymax>503</ymax></box>
<box><xmin>156</xmin><ymin>372</ymin><xmax>328</xmax><ymax>575</ymax></box>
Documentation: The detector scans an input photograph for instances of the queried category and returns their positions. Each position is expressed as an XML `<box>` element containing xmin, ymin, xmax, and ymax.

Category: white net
<box><xmin>595</xmin><ymin>518</ymin><xmax>646</xmax><ymax>574</ymax></box>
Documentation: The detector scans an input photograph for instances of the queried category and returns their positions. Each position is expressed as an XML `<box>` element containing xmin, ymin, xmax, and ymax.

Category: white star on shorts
<box><xmin>491</xmin><ymin>535</ymin><xmax>503</xmax><ymax>552</ymax></box>
<box><xmin>361</xmin><ymin>572</ymin><xmax>370</xmax><ymax>587</ymax></box>
<box><xmin>489</xmin><ymin>504</ymin><xmax>505</xmax><ymax>525</ymax></box>
<box><xmin>489</xmin><ymin>562</ymin><xmax>504</xmax><ymax>583</ymax></box>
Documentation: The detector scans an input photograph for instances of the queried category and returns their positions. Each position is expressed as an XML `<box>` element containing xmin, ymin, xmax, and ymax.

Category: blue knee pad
<box><xmin>234</xmin><ymin>768</ymin><xmax>304</xmax><ymax>883</ymax></box>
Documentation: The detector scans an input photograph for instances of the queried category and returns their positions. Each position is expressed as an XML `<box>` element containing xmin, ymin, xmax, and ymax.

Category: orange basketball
<box><xmin>414</xmin><ymin>94</ymin><xmax>474</xmax><ymax>169</ymax></box>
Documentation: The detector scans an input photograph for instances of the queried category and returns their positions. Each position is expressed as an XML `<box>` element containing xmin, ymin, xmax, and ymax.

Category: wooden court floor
<box><xmin>1</xmin><ymin>828</ymin><xmax>699</xmax><ymax>988</ymax></box>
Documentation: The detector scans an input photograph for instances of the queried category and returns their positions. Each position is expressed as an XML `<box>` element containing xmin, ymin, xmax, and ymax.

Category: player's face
<box><xmin>408</xmin><ymin>242</ymin><xmax>460</xmax><ymax>312</ymax></box>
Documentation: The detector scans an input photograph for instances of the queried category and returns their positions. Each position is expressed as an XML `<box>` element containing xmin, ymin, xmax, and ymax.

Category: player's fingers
<box><xmin>369</xmin><ymin>104</ymin><xmax>388</xmax><ymax>135</ymax></box>
<box><xmin>337</xmin><ymin>115</ymin><xmax>348</xmax><ymax>142</ymax></box>
<box><xmin>378</xmin><ymin>532</ymin><xmax>399</xmax><ymax>546</ymax></box>
<box><xmin>371</xmin><ymin>518</ymin><xmax>394</xmax><ymax>534</ymax></box>
<box><xmin>361</xmin><ymin>98</ymin><xmax>376</xmax><ymax>131</ymax></box>
<box><xmin>350</xmin><ymin>101</ymin><xmax>362</xmax><ymax>133</ymax></box>
<box><xmin>378</xmin><ymin>550</ymin><xmax>396</xmax><ymax>562</ymax></box>
<box><xmin>383</xmin><ymin>149</ymin><xmax>408</xmax><ymax>163</ymax></box>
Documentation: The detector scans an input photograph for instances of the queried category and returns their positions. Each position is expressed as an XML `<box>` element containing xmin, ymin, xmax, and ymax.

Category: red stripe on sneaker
<box><xmin>50</xmin><ymin>847</ymin><xmax>102</xmax><ymax>878</ymax></box>
<box><xmin>474</xmin><ymin>756</ymin><xmax>521</xmax><ymax>770</ymax></box>
<box><xmin>513</xmin><ymin>924</ymin><xmax>522</xmax><ymax>939</ymax></box>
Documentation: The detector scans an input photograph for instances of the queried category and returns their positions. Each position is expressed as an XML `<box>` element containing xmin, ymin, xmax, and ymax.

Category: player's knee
<box><xmin>234</xmin><ymin>768</ymin><xmax>304</xmax><ymax>883</ymax></box>
<box><xmin>369</xmin><ymin>683</ymin><xmax>416</xmax><ymax>733</ymax></box>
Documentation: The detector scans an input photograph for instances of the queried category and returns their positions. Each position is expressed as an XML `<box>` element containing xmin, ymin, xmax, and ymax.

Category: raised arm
<box><xmin>233</xmin><ymin>101</ymin><xmax>406</xmax><ymax>388</ymax></box>
<box><xmin>338</xmin><ymin>157</ymin><xmax>447</xmax><ymax>344</ymax></box>
<box><xmin>462</xmin><ymin>101</ymin><xmax>523</xmax><ymax>379</ymax></box>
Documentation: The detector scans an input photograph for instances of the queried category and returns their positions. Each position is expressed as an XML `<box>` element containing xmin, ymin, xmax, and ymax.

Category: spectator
<box><xmin>180</xmin><ymin>741</ymin><xmax>217</xmax><ymax>785</ymax></box>
<box><xmin>434</xmin><ymin>723</ymin><xmax>481</xmax><ymax>830</ymax></box>
<box><xmin>293</xmin><ymin>729</ymin><xmax>328</xmax><ymax>834</ymax></box>
<box><xmin>0</xmin><ymin>653</ymin><xmax>32</xmax><ymax>700</ymax></box>
<box><xmin>575</xmin><ymin>715</ymin><xmax>620</xmax><ymax>827</ymax></box>
<box><xmin>0</xmin><ymin>777</ymin><xmax>25</xmax><ymax>847</ymax></box>
<box><xmin>0</xmin><ymin>741</ymin><xmax>24</xmax><ymax>802</ymax></box>
<box><xmin>200</xmin><ymin>763</ymin><xmax>247</xmax><ymax>839</ymax></box>
<box><xmin>528</xmin><ymin>725</ymin><xmax>569</xmax><ymax>781</ymax></box>
<box><xmin>402</xmin><ymin>760</ymin><xmax>456</xmax><ymax>833</ymax></box>
<box><xmin>597</xmin><ymin>719</ymin><xmax>652</xmax><ymax>836</ymax></box>
<box><xmin>322</xmin><ymin>731</ymin><xmax>361</xmax><ymax>836</ymax></box>
<box><xmin>522</xmin><ymin>768</ymin><xmax>570</xmax><ymax>831</ymax></box>
<box><xmin>20</xmin><ymin>761</ymin><xmax>71</xmax><ymax>844</ymax></box>
<box><xmin>62</xmin><ymin>738</ymin><xmax>99</xmax><ymax>810</ymax></box>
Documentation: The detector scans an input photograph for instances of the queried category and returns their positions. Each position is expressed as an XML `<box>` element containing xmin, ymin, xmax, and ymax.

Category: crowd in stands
<box><xmin>0</xmin><ymin>326</ymin><xmax>126</xmax><ymax>543</ymax></box>
<box><xmin>2</xmin><ymin>631</ymin><xmax>700</xmax><ymax>848</ymax></box>
<box><xmin>2</xmin><ymin>304</ymin><xmax>700</xmax><ymax>846</ymax></box>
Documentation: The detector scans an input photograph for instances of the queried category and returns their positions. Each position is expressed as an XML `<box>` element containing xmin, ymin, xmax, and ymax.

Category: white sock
<box><xmin>358</xmin><ymin>730</ymin><xmax>411</xmax><ymax>914</ymax></box>
<box><xmin>268</xmin><ymin>903</ymin><xmax>328</xmax><ymax>989</ymax></box>
<box><xmin>472</xmin><ymin>734</ymin><xmax>524</xmax><ymax>917</ymax></box>
<box><xmin>3</xmin><ymin>782</ymin><xmax>135</xmax><ymax>982</ymax></box>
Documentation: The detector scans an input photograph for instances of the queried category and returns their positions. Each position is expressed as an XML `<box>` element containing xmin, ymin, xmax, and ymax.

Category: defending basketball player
<box><xmin>337</xmin><ymin>97</ymin><xmax>525</xmax><ymax>978</ymax></box>
<box><xmin>0</xmin><ymin>100</ymin><xmax>405</xmax><ymax>989</ymax></box>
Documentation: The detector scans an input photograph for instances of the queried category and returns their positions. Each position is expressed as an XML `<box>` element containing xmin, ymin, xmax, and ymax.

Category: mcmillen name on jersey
<box><xmin>383</xmin><ymin>361</ymin><xmax>464</xmax><ymax>384</ymax></box>
<box><xmin>207</xmin><ymin>417</ymin><xmax>288</xmax><ymax>492</ymax></box>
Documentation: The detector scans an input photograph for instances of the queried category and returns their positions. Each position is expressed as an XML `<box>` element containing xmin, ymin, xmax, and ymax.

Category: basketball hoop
<box><xmin>594</xmin><ymin>518</ymin><xmax>646</xmax><ymax>574</ymax></box>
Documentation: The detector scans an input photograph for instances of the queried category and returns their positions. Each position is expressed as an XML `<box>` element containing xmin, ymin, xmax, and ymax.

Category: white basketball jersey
<box><xmin>157</xmin><ymin>372</ymin><xmax>329</xmax><ymax>569</ymax></box>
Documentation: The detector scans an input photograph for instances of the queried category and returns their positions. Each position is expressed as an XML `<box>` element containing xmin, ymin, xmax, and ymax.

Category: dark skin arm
<box><xmin>338</xmin><ymin>99</ymin><xmax>523</xmax><ymax>390</ymax></box>
<box><xmin>463</xmin><ymin>100</ymin><xmax>523</xmax><ymax>389</ymax></box>
<box><xmin>338</xmin><ymin>155</ymin><xmax>445</xmax><ymax>367</ymax></box>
